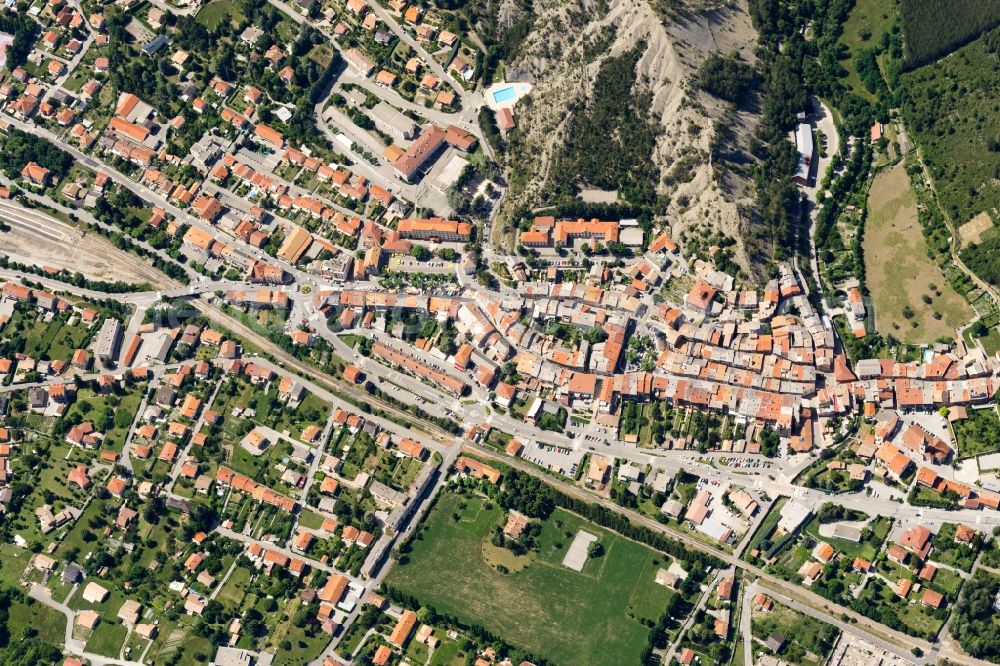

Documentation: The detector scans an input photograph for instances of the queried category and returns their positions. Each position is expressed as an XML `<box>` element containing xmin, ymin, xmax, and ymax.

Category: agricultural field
<box><xmin>951</xmin><ymin>407</ymin><xmax>1000</xmax><ymax>459</ymax></box>
<box><xmin>862</xmin><ymin>162</ymin><xmax>972</xmax><ymax>342</ymax></box>
<box><xmin>387</xmin><ymin>490</ymin><xmax>682</xmax><ymax>666</ymax></box>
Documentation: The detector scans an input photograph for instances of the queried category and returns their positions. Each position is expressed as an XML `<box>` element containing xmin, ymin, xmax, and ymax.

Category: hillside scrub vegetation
<box><xmin>961</xmin><ymin>232</ymin><xmax>1000</xmax><ymax>288</ymax></box>
<box><xmin>547</xmin><ymin>44</ymin><xmax>661</xmax><ymax>207</ymax></box>
<box><xmin>900</xmin><ymin>0</ymin><xmax>1000</xmax><ymax>68</ymax></box>
<box><xmin>900</xmin><ymin>27</ymin><xmax>1000</xmax><ymax>247</ymax></box>
<box><xmin>697</xmin><ymin>51</ymin><xmax>756</xmax><ymax>104</ymax></box>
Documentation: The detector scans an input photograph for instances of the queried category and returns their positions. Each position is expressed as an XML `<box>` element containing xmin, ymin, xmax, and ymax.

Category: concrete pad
<box><xmin>561</xmin><ymin>530</ymin><xmax>598</xmax><ymax>572</ymax></box>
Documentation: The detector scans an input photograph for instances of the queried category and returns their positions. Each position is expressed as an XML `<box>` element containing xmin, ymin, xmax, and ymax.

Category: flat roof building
<box><xmin>92</xmin><ymin>317</ymin><xmax>123</xmax><ymax>362</ymax></box>
<box><xmin>370</xmin><ymin>102</ymin><xmax>418</xmax><ymax>141</ymax></box>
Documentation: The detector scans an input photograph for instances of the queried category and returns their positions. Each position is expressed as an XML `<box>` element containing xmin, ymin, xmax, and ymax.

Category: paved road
<box><xmin>214</xmin><ymin>525</ymin><xmax>356</xmax><ymax>580</ymax></box>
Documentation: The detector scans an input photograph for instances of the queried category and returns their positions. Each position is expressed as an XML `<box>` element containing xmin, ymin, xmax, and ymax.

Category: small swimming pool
<box><xmin>492</xmin><ymin>86</ymin><xmax>517</xmax><ymax>104</ymax></box>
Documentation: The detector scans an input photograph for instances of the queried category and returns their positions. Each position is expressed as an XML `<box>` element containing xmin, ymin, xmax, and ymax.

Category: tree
<box><xmin>759</xmin><ymin>426</ymin><xmax>780</xmax><ymax>457</ymax></box>
<box><xmin>698</xmin><ymin>51</ymin><xmax>757</xmax><ymax>103</ymax></box>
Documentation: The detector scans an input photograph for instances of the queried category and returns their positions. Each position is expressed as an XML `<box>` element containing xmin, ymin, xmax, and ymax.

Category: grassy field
<box><xmin>4</xmin><ymin>597</ymin><xmax>65</xmax><ymax>649</ymax></box>
<box><xmin>196</xmin><ymin>0</ymin><xmax>246</xmax><ymax>29</ymax></box>
<box><xmin>216</xmin><ymin>566</ymin><xmax>252</xmax><ymax>613</ymax></box>
<box><xmin>863</xmin><ymin>163</ymin><xmax>972</xmax><ymax>342</ymax></box>
<box><xmin>932</xmin><ymin>523</ymin><xmax>979</xmax><ymax>572</ymax></box>
<box><xmin>387</xmin><ymin>491</ymin><xmax>677</xmax><ymax>666</ymax></box>
<box><xmin>952</xmin><ymin>407</ymin><xmax>1000</xmax><ymax>459</ymax></box>
<box><xmin>752</xmin><ymin>602</ymin><xmax>839</xmax><ymax>666</ymax></box>
<box><xmin>838</xmin><ymin>0</ymin><xmax>898</xmax><ymax>99</ymax></box>
<box><xmin>802</xmin><ymin>515</ymin><xmax>891</xmax><ymax>561</ymax></box>
<box><xmin>746</xmin><ymin>497</ymin><xmax>786</xmax><ymax>560</ymax></box>
<box><xmin>854</xmin><ymin>577</ymin><xmax>946</xmax><ymax>638</ymax></box>
<box><xmin>87</xmin><ymin>621</ymin><xmax>129</xmax><ymax>658</ymax></box>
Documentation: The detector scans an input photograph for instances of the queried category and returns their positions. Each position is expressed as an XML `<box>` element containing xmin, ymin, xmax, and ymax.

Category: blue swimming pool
<box><xmin>492</xmin><ymin>86</ymin><xmax>517</xmax><ymax>104</ymax></box>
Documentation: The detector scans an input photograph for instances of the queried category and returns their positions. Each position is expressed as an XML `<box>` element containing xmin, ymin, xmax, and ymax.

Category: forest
<box><xmin>697</xmin><ymin>52</ymin><xmax>756</xmax><ymax>104</ymax></box>
<box><xmin>741</xmin><ymin>0</ymin><xmax>808</xmax><ymax>264</ymax></box>
<box><xmin>900</xmin><ymin>0</ymin><xmax>1000</xmax><ymax>68</ymax></box>
<box><xmin>950</xmin><ymin>571</ymin><xmax>1000</xmax><ymax>660</ymax></box>
<box><xmin>547</xmin><ymin>44</ymin><xmax>661</xmax><ymax>208</ymax></box>
<box><xmin>736</xmin><ymin>0</ymin><xmax>896</xmax><ymax>269</ymax></box>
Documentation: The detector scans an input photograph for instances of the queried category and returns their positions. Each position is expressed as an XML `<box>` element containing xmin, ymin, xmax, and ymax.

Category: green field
<box><xmin>387</xmin><ymin>491</ymin><xmax>678</xmax><ymax>665</ymax></box>
<box><xmin>952</xmin><ymin>407</ymin><xmax>1000</xmax><ymax>459</ymax></box>
<box><xmin>196</xmin><ymin>0</ymin><xmax>246</xmax><ymax>29</ymax></box>
<box><xmin>802</xmin><ymin>514</ymin><xmax>891</xmax><ymax>561</ymax></box>
<box><xmin>752</xmin><ymin>602</ymin><xmax>839</xmax><ymax>666</ymax></box>
<box><xmin>746</xmin><ymin>497</ymin><xmax>787</xmax><ymax>560</ymax></box>
<box><xmin>852</xmin><ymin>577</ymin><xmax>946</xmax><ymax>638</ymax></box>
<box><xmin>862</xmin><ymin>162</ymin><xmax>972</xmax><ymax>341</ymax></box>
<box><xmin>932</xmin><ymin>523</ymin><xmax>979</xmax><ymax>572</ymax></box>
<box><xmin>4</xmin><ymin>597</ymin><xmax>65</xmax><ymax>649</ymax></box>
<box><xmin>87</xmin><ymin>621</ymin><xmax>129</xmax><ymax>658</ymax></box>
<box><xmin>838</xmin><ymin>0</ymin><xmax>898</xmax><ymax>99</ymax></box>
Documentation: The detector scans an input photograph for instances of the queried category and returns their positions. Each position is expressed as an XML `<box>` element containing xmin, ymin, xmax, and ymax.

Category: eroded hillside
<box><xmin>489</xmin><ymin>0</ymin><xmax>760</xmax><ymax>276</ymax></box>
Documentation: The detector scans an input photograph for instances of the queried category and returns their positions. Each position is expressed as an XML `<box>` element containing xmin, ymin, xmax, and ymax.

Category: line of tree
<box><xmin>0</xmin><ymin>255</ymin><xmax>150</xmax><ymax>295</ymax></box>
<box><xmin>495</xmin><ymin>467</ymin><xmax>726</xmax><ymax>570</ymax></box>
